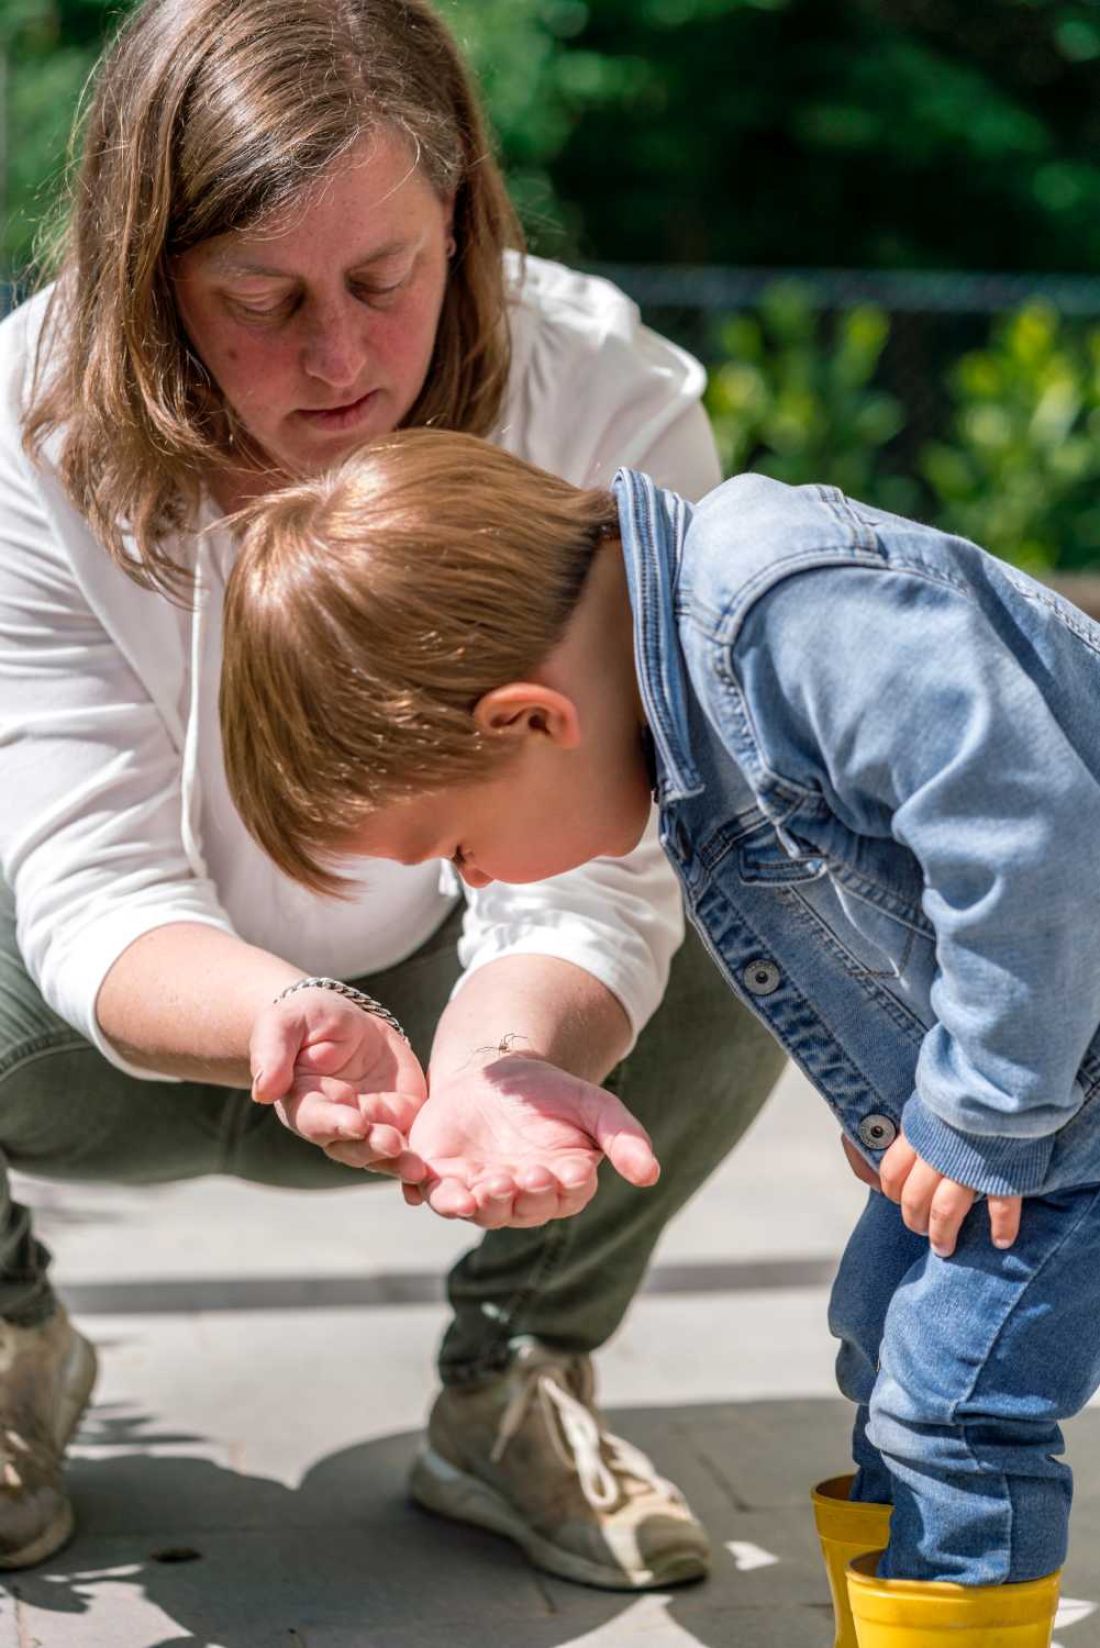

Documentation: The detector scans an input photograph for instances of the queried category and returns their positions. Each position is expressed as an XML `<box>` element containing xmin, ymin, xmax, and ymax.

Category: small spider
<box><xmin>473</xmin><ymin>1031</ymin><xmax>530</xmax><ymax>1059</ymax></box>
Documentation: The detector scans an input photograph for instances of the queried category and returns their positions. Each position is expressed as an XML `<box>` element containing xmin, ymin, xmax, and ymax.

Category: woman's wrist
<box><xmin>272</xmin><ymin>977</ymin><xmax>410</xmax><ymax>1045</ymax></box>
<box><xmin>429</xmin><ymin>953</ymin><xmax>632</xmax><ymax>1086</ymax></box>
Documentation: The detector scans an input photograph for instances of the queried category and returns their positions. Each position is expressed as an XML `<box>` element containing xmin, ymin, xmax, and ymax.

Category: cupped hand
<box><xmin>250</xmin><ymin>988</ymin><xmax>429</xmax><ymax>1181</ymax></box>
<box><xmin>879</xmin><ymin>1132</ymin><xmax>1021</xmax><ymax>1258</ymax></box>
<box><xmin>404</xmin><ymin>1054</ymin><xmax>660</xmax><ymax>1227</ymax></box>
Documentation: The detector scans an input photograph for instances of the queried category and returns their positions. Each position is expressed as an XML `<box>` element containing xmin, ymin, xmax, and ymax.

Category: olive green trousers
<box><xmin>0</xmin><ymin>906</ymin><xmax>783</xmax><ymax>1382</ymax></box>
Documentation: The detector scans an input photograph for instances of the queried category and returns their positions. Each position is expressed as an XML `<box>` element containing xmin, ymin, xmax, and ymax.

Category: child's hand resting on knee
<box><xmin>879</xmin><ymin>1134</ymin><xmax>1022</xmax><ymax>1258</ymax></box>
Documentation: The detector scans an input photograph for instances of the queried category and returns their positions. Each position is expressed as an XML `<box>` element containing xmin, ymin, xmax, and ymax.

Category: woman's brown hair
<box><xmin>22</xmin><ymin>0</ymin><xmax>523</xmax><ymax>594</ymax></box>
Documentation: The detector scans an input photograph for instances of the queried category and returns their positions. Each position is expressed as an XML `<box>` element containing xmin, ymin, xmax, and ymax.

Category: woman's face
<box><xmin>173</xmin><ymin>130</ymin><xmax>453</xmax><ymax>477</ymax></box>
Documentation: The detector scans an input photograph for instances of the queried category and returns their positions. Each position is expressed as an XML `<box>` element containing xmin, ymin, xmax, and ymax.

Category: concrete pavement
<box><xmin>5</xmin><ymin>1066</ymin><xmax>1100</xmax><ymax>1646</ymax></box>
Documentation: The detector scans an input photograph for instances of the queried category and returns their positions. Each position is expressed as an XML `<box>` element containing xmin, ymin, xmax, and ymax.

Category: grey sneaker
<box><xmin>409</xmin><ymin>1339</ymin><xmax>710</xmax><ymax>1590</ymax></box>
<box><xmin>0</xmin><ymin>1306</ymin><xmax>97</xmax><ymax>1569</ymax></box>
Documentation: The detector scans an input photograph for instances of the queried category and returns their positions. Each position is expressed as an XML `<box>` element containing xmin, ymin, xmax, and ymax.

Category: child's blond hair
<box><xmin>220</xmin><ymin>429</ymin><xmax>619</xmax><ymax>893</ymax></box>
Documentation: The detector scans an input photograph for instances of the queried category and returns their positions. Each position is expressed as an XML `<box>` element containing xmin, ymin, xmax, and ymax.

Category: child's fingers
<box><xmin>927</xmin><ymin>1180</ymin><xmax>976</xmax><ymax>1259</ymax></box>
<box><xmin>841</xmin><ymin>1134</ymin><xmax>882</xmax><ymax>1190</ymax></box>
<box><xmin>899</xmin><ymin>1157</ymin><xmax>939</xmax><ymax>1234</ymax></box>
<box><xmin>988</xmin><ymin>1195</ymin><xmax>1022</xmax><ymax>1250</ymax></box>
<box><xmin>879</xmin><ymin>1136</ymin><xmax>918</xmax><ymax>1203</ymax></box>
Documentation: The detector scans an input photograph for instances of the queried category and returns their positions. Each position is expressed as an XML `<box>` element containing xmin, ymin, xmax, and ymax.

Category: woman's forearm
<box><xmin>95</xmin><ymin>923</ymin><xmax>305</xmax><ymax>1085</ymax></box>
<box><xmin>100</xmin><ymin>932</ymin><xmax>634</xmax><ymax>1091</ymax></box>
<box><xmin>429</xmin><ymin>953</ymin><xmax>633</xmax><ymax>1085</ymax></box>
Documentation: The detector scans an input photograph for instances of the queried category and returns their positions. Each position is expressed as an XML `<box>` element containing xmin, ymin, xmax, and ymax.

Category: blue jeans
<box><xmin>830</xmin><ymin>1184</ymin><xmax>1100</xmax><ymax>1585</ymax></box>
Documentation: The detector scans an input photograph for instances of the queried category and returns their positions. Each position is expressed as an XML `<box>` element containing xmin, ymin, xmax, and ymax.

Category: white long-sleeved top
<box><xmin>0</xmin><ymin>254</ymin><xmax>721</xmax><ymax>1077</ymax></box>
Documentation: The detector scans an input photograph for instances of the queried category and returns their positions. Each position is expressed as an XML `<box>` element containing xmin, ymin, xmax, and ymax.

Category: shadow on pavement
<box><xmin>6</xmin><ymin>1400</ymin><xmax>1100</xmax><ymax>1647</ymax></box>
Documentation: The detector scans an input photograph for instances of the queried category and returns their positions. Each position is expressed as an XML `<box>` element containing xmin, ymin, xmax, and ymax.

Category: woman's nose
<box><xmin>301</xmin><ymin>299</ymin><xmax>367</xmax><ymax>392</ymax></box>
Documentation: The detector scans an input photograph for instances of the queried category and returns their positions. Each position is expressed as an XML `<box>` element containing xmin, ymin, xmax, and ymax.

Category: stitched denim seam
<box><xmin>219</xmin><ymin>1085</ymin><xmax>257</xmax><ymax>1170</ymax></box>
<box><xmin>949</xmin><ymin>1184</ymin><xmax>1100</xmax><ymax>1576</ymax></box>
<box><xmin>0</xmin><ymin>1031</ymin><xmax>87</xmax><ymax>1085</ymax></box>
<box><xmin>778</xmin><ymin>886</ymin><xmax>926</xmax><ymax>1042</ymax></box>
<box><xmin>949</xmin><ymin>1185</ymin><xmax>1100</xmax><ymax>1427</ymax></box>
<box><xmin>461</xmin><ymin>1222</ymin><xmax>571</xmax><ymax>1377</ymax></box>
<box><xmin>505</xmin><ymin>1221</ymin><xmax>570</xmax><ymax>1333</ymax></box>
<box><xmin>821</xmin><ymin>866</ymin><xmax>933</xmax><ymax>937</ymax></box>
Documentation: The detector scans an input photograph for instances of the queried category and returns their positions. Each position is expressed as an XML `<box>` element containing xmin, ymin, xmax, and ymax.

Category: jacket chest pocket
<box><xmin>737</xmin><ymin>827</ymin><xmax>932</xmax><ymax>987</ymax></box>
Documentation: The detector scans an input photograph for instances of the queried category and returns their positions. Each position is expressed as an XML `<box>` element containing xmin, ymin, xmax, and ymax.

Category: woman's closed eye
<box><xmin>350</xmin><ymin>275</ymin><xmax>409</xmax><ymax>308</ymax></box>
<box><xmin>232</xmin><ymin>300</ymin><xmax>294</xmax><ymax>322</ymax></box>
<box><xmin>226</xmin><ymin>267</ymin><xmax>410</xmax><ymax>324</ymax></box>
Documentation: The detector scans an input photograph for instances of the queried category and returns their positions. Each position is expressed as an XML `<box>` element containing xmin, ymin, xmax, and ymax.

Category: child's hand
<box><xmin>879</xmin><ymin>1134</ymin><xmax>1021</xmax><ymax>1258</ymax></box>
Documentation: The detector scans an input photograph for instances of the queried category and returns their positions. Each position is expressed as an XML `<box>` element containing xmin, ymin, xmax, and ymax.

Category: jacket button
<box><xmin>743</xmin><ymin>959</ymin><xmax>781</xmax><ymax>996</ymax></box>
<box><xmin>857</xmin><ymin>1113</ymin><xmax>898</xmax><ymax>1151</ymax></box>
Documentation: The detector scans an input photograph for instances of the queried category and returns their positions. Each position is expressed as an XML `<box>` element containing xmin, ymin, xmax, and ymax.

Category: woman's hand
<box><xmin>403</xmin><ymin>1053</ymin><xmax>660</xmax><ymax>1226</ymax></box>
<box><xmin>879</xmin><ymin>1132</ymin><xmax>1022</xmax><ymax>1257</ymax></box>
<box><xmin>250</xmin><ymin>988</ymin><xmax>429</xmax><ymax>1180</ymax></box>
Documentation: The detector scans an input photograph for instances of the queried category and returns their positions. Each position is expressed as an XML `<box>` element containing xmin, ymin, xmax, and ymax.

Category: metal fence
<box><xmin>6</xmin><ymin>265</ymin><xmax>1100</xmax><ymax>595</ymax></box>
<box><xmin>10</xmin><ymin>264</ymin><xmax>1100</xmax><ymax>322</ymax></box>
<box><xmin>591</xmin><ymin>265</ymin><xmax>1100</xmax><ymax>456</ymax></box>
<box><xmin>9</xmin><ymin>257</ymin><xmax>1100</xmax><ymax>473</ymax></box>
<box><xmin>591</xmin><ymin>265</ymin><xmax>1100</xmax><ymax>319</ymax></box>
<box><xmin>9</xmin><ymin>264</ymin><xmax>1100</xmax><ymax>453</ymax></box>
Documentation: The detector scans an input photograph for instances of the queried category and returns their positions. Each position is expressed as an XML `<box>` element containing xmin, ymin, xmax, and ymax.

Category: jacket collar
<box><xmin>613</xmin><ymin>468</ymin><xmax>705</xmax><ymax>805</ymax></box>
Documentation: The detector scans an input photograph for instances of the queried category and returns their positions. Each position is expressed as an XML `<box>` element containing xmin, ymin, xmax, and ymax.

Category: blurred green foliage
<box><xmin>706</xmin><ymin>282</ymin><xmax>917</xmax><ymax>513</ymax></box>
<box><xmin>6</xmin><ymin>0</ymin><xmax>1100</xmax><ymax>272</ymax></box>
<box><xmin>451</xmin><ymin>0</ymin><xmax>1100</xmax><ymax>271</ymax></box>
<box><xmin>1</xmin><ymin>0</ymin><xmax>119</xmax><ymax>276</ymax></box>
<box><xmin>707</xmin><ymin>290</ymin><xmax>1100</xmax><ymax>571</ymax></box>
<box><xmin>922</xmin><ymin>303</ymin><xmax>1100</xmax><ymax>571</ymax></box>
<box><xmin>7</xmin><ymin>0</ymin><xmax>1100</xmax><ymax>568</ymax></box>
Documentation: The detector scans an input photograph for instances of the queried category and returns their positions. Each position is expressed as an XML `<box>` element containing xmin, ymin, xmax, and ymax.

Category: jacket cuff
<box><xmin>901</xmin><ymin>1092</ymin><xmax>1056</xmax><ymax>1197</ymax></box>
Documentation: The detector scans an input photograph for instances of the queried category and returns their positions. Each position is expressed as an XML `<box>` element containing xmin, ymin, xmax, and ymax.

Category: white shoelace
<box><xmin>0</xmin><ymin>1426</ymin><xmax>32</xmax><ymax>1490</ymax></box>
<box><xmin>490</xmin><ymin>1362</ymin><xmax>683</xmax><ymax>1514</ymax></box>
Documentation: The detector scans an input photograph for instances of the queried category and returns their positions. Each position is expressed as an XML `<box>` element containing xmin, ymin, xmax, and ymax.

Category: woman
<box><xmin>0</xmin><ymin>0</ymin><xmax>783</xmax><ymax>1585</ymax></box>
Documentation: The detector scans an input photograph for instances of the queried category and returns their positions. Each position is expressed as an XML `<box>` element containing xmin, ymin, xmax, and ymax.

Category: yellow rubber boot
<box><xmin>846</xmin><ymin>1552</ymin><xmax>1061</xmax><ymax>1647</ymax></box>
<box><xmin>811</xmin><ymin>1475</ymin><xmax>892</xmax><ymax>1648</ymax></box>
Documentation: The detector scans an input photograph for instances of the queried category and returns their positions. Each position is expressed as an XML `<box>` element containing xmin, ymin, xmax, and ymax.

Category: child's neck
<box><xmin>555</xmin><ymin>536</ymin><xmax>645</xmax><ymax>727</ymax></box>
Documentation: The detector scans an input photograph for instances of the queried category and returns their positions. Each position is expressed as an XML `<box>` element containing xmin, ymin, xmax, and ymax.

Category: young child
<box><xmin>219</xmin><ymin>428</ymin><xmax>1100</xmax><ymax>1648</ymax></box>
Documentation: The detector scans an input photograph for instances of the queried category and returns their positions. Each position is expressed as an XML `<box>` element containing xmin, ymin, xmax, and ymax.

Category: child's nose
<box><xmin>459</xmin><ymin>864</ymin><xmax>494</xmax><ymax>889</ymax></box>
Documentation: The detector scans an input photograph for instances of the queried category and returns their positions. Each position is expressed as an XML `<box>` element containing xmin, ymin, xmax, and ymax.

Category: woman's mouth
<box><xmin>295</xmin><ymin>389</ymin><xmax>380</xmax><ymax>432</ymax></box>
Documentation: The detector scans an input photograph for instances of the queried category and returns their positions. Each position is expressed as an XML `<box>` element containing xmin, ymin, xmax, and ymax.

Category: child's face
<box><xmin>347</xmin><ymin>718</ymin><xmax>654</xmax><ymax>889</ymax></box>
<box><xmin>345</xmin><ymin>535</ymin><xmax>652</xmax><ymax>887</ymax></box>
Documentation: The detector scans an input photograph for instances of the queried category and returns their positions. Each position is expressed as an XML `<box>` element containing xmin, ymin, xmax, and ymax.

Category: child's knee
<box><xmin>864</xmin><ymin>1369</ymin><xmax>976</xmax><ymax>1479</ymax></box>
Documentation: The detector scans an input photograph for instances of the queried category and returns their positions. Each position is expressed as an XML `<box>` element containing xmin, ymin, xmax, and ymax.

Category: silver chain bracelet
<box><xmin>273</xmin><ymin>976</ymin><xmax>410</xmax><ymax>1045</ymax></box>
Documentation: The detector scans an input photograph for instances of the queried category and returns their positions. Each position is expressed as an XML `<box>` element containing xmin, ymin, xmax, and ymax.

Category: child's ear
<box><xmin>473</xmin><ymin>684</ymin><xmax>581</xmax><ymax>749</ymax></box>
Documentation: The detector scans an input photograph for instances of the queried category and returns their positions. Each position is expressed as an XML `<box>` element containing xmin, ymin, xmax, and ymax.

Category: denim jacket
<box><xmin>614</xmin><ymin>468</ymin><xmax>1100</xmax><ymax>1198</ymax></box>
